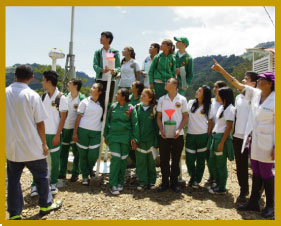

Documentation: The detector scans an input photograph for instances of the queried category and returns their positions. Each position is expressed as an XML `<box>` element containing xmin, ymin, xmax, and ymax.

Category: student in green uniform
<box><xmin>93</xmin><ymin>31</ymin><xmax>121</xmax><ymax>103</ymax></box>
<box><xmin>174</xmin><ymin>36</ymin><xmax>194</xmax><ymax>96</ymax></box>
<box><xmin>104</xmin><ymin>88</ymin><xmax>140</xmax><ymax>195</ymax></box>
<box><xmin>135</xmin><ymin>88</ymin><xmax>158</xmax><ymax>190</ymax></box>
<box><xmin>129</xmin><ymin>81</ymin><xmax>144</xmax><ymax>106</ymax></box>
<box><xmin>72</xmin><ymin>83</ymin><xmax>104</xmax><ymax>185</ymax></box>
<box><xmin>59</xmin><ymin>79</ymin><xmax>85</xmax><ymax>182</ymax></box>
<box><xmin>185</xmin><ymin>85</ymin><xmax>213</xmax><ymax>188</ymax></box>
<box><xmin>149</xmin><ymin>39</ymin><xmax>176</xmax><ymax>100</ymax></box>
<box><xmin>208</xmin><ymin>87</ymin><xmax>235</xmax><ymax>194</ymax></box>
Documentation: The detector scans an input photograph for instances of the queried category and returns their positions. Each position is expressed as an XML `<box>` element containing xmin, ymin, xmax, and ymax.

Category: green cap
<box><xmin>174</xmin><ymin>37</ymin><xmax>189</xmax><ymax>47</ymax></box>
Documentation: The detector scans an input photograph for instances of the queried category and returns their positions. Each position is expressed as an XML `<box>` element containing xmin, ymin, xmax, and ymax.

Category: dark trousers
<box><xmin>96</xmin><ymin>80</ymin><xmax>115</xmax><ymax>104</ymax></box>
<box><xmin>158</xmin><ymin>135</ymin><xmax>184</xmax><ymax>186</ymax></box>
<box><xmin>233</xmin><ymin>136</ymin><xmax>249</xmax><ymax>194</ymax></box>
<box><xmin>7</xmin><ymin>159</ymin><xmax>52</xmax><ymax>217</ymax></box>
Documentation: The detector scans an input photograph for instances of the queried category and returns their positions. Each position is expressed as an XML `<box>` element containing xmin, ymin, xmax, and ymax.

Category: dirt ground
<box><xmin>5</xmin><ymin>159</ymin><xmax>274</xmax><ymax>220</ymax></box>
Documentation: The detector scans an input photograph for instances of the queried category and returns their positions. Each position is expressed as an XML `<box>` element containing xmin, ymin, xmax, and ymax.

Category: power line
<box><xmin>263</xmin><ymin>6</ymin><xmax>275</xmax><ymax>28</ymax></box>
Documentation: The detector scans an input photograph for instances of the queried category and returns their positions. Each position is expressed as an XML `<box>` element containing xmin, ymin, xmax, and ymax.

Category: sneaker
<box><xmin>39</xmin><ymin>200</ymin><xmax>63</xmax><ymax>216</ymax></box>
<box><xmin>82</xmin><ymin>178</ymin><xmax>89</xmax><ymax>185</ymax></box>
<box><xmin>30</xmin><ymin>186</ymin><xmax>38</xmax><ymax>197</ymax></box>
<box><xmin>149</xmin><ymin>184</ymin><xmax>157</xmax><ymax>190</ymax></box>
<box><xmin>207</xmin><ymin>182</ymin><xmax>217</xmax><ymax>190</ymax></box>
<box><xmin>209</xmin><ymin>187</ymin><xmax>226</xmax><ymax>195</ymax></box>
<box><xmin>117</xmin><ymin>184</ymin><xmax>123</xmax><ymax>191</ymax></box>
<box><xmin>137</xmin><ymin>184</ymin><xmax>147</xmax><ymax>191</ymax></box>
<box><xmin>50</xmin><ymin>184</ymin><xmax>58</xmax><ymax>195</ymax></box>
<box><xmin>192</xmin><ymin>182</ymin><xmax>199</xmax><ymax>189</ymax></box>
<box><xmin>9</xmin><ymin>215</ymin><xmax>21</xmax><ymax>220</ymax></box>
<box><xmin>110</xmin><ymin>186</ymin><xmax>120</xmax><ymax>195</ymax></box>
<box><xmin>69</xmin><ymin>175</ymin><xmax>78</xmax><ymax>182</ymax></box>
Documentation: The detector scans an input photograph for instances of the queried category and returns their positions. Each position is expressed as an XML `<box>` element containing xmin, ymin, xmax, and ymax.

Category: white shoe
<box><xmin>30</xmin><ymin>186</ymin><xmax>38</xmax><ymax>197</ymax></box>
<box><xmin>117</xmin><ymin>184</ymin><xmax>123</xmax><ymax>191</ymax></box>
<box><xmin>110</xmin><ymin>186</ymin><xmax>120</xmax><ymax>195</ymax></box>
<box><xmin>82</xmin><ymin>178</ymin><xmax>89</xmax><ymax>185</ymax></box>
<box><xmin>207</xmin><ymin>182</ymin><xmax>217</xmax><ymax>190</ymax></box>
<box><xmin>50</xmin><ymin>184</ymin><xmax>58</xmax><ymax>195</ymax></box>
<box><xmin>149</xmin><ymin>184</ymin><xmax>157</xmax><ymax>190</ymax></box>
<box><xmin>192</xmin><ymin>182</ymin><xmax>199</xmax><ymax>189</ymax></box>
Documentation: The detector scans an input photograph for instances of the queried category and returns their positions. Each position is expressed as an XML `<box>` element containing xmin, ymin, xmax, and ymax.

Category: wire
<box><xmin>263</xmin><ymin>6</ymin><xmax>275</xmax><ymax>28</ymax></box>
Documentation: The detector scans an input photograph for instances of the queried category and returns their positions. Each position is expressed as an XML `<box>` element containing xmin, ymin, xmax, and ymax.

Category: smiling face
<box><xmin>90</xmin><ymin>83</ymin><xmax>101</xmax><ymax>98</ymax></box>
<box><xmin>140</xmin><ymin>90</ymin><xmax>152</xmax><ymax>104</ymax></box>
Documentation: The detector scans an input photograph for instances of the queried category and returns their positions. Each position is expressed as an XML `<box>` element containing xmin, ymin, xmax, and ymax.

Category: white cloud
<box><xmin>116</xmin><ymin>6</ymin><xmax>127</xmax><ymax>14</ymax></box>
<box><xmin>166</xmin><ymin>7</ymin><xmax>275</xmax><ymax>58</ymax></box>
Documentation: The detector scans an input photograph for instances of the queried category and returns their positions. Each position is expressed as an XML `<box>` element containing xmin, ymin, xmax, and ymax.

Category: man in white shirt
<box><xmin>6</xmin><ymin>65</ymin><xmax>62</xmax><ymax>220</ymax></box>
<box><xmin>156</xmin><ymin>77</ymin><xmax>188</xmax><ymax>192</ymax></box>
<box><xmin>140</xmin><ymin>43</ymin><xmax>160</xmax><ymax>88</ymax></box>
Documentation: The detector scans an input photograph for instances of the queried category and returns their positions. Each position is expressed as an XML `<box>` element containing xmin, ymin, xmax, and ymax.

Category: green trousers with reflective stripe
<box><xmin>109</xmin><ymin>142</ymin><xmax>130</xmax><ymax>187</ymax></box>
<box><xmin>154</xmin><ymin>82</ymin><xmax>167</xmax><ymax>100</ymax></box>
<box><xmin>185</xmin><ymin>133</ymin><xmax>209</xmax><ymax>184</ymax></box>
<box><xmin>59</xmin><ymin>128</ymin><xmax>80</xmax><ymax>178</ymax></box>
<box><xmin>135</xmin><ymin>141</ymin><xmax>156</xmax><ymax>185</ymax></box>
<box><xmin>77</xmin><ymin>127</ymin><xmax>101</xmax><ymax>179</ymax></box>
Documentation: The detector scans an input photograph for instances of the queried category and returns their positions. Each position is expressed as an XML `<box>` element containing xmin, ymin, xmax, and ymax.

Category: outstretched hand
<box><xmin>211</xmin><ymin>58</ymin><xmax>225</xmax><ymax>74</ymax></box>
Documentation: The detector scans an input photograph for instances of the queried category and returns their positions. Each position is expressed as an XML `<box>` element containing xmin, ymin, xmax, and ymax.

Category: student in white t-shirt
<box><xmin>58</xmin><ymin>79</ymin><xmax>85</xmax><ymax>182</ymax></box>
<box><xmin>118</xmin><ymin>46</ymin><xmax>140</xmax><ymax>90</ymax></box>
<box><xmin>72</xmin><ymin>83</ymin><xmax>104</xmax><ymax>185</ymax></box>
<box><xmin>140</xmin><ymin>43</ymin><xmax>160</xmax><ymax>88</ymax></box>
<box><xmin>185</xmin><ymin>85</ymin><xmax>213</xmax><ymax>188</ymax></box>
<box><xmin>208</xmin><ymin>87</ymin><xmax>235</xmax><ymax>195</ymax></box>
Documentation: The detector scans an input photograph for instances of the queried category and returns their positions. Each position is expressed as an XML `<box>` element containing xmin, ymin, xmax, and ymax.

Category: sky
<box><xmin>6</xmin><ymin>6</ymin><xmax>275</xmax><ymax>78</ymax></box>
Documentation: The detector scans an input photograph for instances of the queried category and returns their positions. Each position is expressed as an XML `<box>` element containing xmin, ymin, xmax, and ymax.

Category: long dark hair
<box><xmin>120</xmin><ymin>88</ymin><xmax>130</xmax><ymax>103</ymax></box>
<box><xmin>191</xmin><ymin>85</ymin><xmax>212</xmax><ymax>119</ymax></box>
<box><xmin>94</xmin><ymin>83</ymin><xmax>105</xmax><ymax>121</ymax></box>
<box><xmin>218</xmin><ymin>87</ymin><xmax>234</xmax><ymax>118</ymax></box>
<box><xmin>162</xmin><ymin>39</ymin><xmax>175</xmax><ymax>54</ymax></box>
<box><xmin>121</xmin><ymin>46</ymin><xmax>136</xmax><ymax>65</ymax></box>
<box><xmin>142</xmin><ymin>88</ymin><xmax>156</xmax><ymax>115</ymax></box>
<box><xmin>134</xmin><ymin>81</ymin><xmax>145</xmax><ymax>96</ymax></box>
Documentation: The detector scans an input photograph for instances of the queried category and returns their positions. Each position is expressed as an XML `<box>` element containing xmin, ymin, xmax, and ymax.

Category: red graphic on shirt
<box><xmin>164</xmin><ymin>109</ymin><xmax>175</xmax><ymax>120</ymax></box>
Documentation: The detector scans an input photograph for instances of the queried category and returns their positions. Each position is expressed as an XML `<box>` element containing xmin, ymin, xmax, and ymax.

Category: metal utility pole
<box><xmin>62</xmin><ymin>6</ymin><xmax>76</xmax><ymax>91</ymax></box>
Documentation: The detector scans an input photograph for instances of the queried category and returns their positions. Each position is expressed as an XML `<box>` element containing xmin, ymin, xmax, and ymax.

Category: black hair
<box><xmin>167</xmin><ymin>77</ymin><xmax>179</xmax><ymax>88</ymax></box>
<box><xmin>43</xmin><ymin>70</ymin><xmax>59</xmax><ymax>87</ymax></box>
<box><xmin>134</xmin><ymin>81</ymin><xmax>145</xmax><ymax>96</ymax></box>
<box><xmin>151</xmin><ymin>43</ymin><xmax>160</xmax><ymax>53</ymax></box>
<box><xmin>218</xmin><ymin>87</ymin><xmax>234</xmax><ymax>118</ymax></box>
<box><xmin>215</xmin><ymin>80</ymin><xmax>227</xmax><ymax>89</ymax></box>
<box><xmin>70</xmin><ymin>78</ymin><xmax>82</xmax><ymax>91</ymax></box>
<box><xmin>245</xmin><ymin>71</ymin><xmax>258</xmax><ymax>87</ymax></box>
<box><xmin>95</xmin><ymin>83</ymin><xmax>105</xmax><ymax>121</ymax></box>
<box><xmin>121</xmin><ymin>46</ymin><xmax>136</xmax><ymax>65</ymax></box>
<box><xmin>162</xmin><ymin>39</ymin><xmax>175</xmax><ymax>54</ymax></box>
<box><xmin>120</xmin><ymin>88</ymin><xmax>130</xmax><ymax>103</ymax></box>
<box><xmin>191</xmin><ymin>85</ymin><xmax>212</xmax><ymax>119</ymax></box>
<box><xmin>101</xmin><ymin>31</ymin><xmax>113</xmax><ymax>44</ymax></box>
<box><xmin>15</xmin><ymin>65</ymin><xmax>33</xmax><ymax>81</ymax></box>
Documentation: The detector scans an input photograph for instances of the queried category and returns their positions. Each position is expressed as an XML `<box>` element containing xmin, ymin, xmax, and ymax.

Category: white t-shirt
<box><xmin>6</xmin><ymin>82</ymin><xmax>48</xmax><ymax>162</ymax></box>
<box><xmin>210</xmin><ymin>98</ymin><xmax>221</xmax><ymax>122</ymax></box>
<box><xmin>119</xmin><ymin>59</ymin><xmax>140</xmax><ymax>88</ymax></box>
<box><xmin>43</xmin><ymin>88</ymin><xmax>68</xmax><ymax>135</ymax></box>
<box><xmin>77</xmin><ymin>97</ymin><xmax>103</xmax><ymax>131</ymax></box>
<box><xmin>157</xmin><ymin>93</ymin><xmax>188</xmax><ymax>136</ymax></box>
<box><xmin>64</xmin><ymin>94</ymin><xmax>81</xmax><ymax>129</ymax></box>
<box><xmin>99</xmin><ymin>48</ymin><xmax>112</xmax><ymax>81</ymax></box>
<box><xmin>212</xmin><ymin>104</ymin><xmax>235</xmax><ymax>133</ymax></box>
<box><xmin>186</xmin><ymin>99</ymin><xmax>213</xmax><ymax>134</ymax></box>
<box><xmin>141</xmin><ymin>55</ymin><xmax>153</xmax><ymax>88</ymax></box>
<box><xmin>233</xmin><ymin>94</ymin><xmax>251</xmax><ymax>139</ymax></box>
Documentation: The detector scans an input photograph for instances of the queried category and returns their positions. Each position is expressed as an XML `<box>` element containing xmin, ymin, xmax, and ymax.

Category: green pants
<box><xmin>154</xmin><ymin>82</ymin><xmax>167</xmax><ymax>100</ymax></box>
<box><xmin>207</xmin><ymin>133</ymin><xmax>234</xmax><ymax>191</ymax></box>
<box><xmin>135</xmin><ymin>141</ymin><xmax>156</xmax><ymax>185</ymax></box>
<box><xmin>59</xmin><ymin>128</ymin><xmax>79</xmax><ymax>178</ymax></box>
<box><xmin>185</xmin><ymin>133</ymin><xmax>208</xmax><ymax>184</ymax></box>
<box><xmin>77</xmin><ymin>127</ymin><xmax>101</xmax><ymax>179</ymax></box>
<box><xmin>109</xmin><ymin>142</ymin><xmax>130</xmax><ymax>187</ymax></box>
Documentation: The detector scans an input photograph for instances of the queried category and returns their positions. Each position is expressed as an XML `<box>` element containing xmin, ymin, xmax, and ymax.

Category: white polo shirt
<box><xmin>186</xmin><ymin>99</ymin><xmax>213</xmax><ymax>134</ymax></box>
<box><xmin>210</xmin><ymin>98</ymin><xmax>221</xmax><ymax>122</ymax></box>
<box><xmin>6</xmin><ymin>82</ymin><xmax>48</xmax><ymax>162</ymax></box>
<box><xmin>42</xmin><ymin>88</ymin><xmax>68</xmax><ymax>135</ymax></box>
<box><xmin>157</xmin><ymin>93</ymin><xmax>188</xmax><ymax>135</ymax></box>
<box><xmin>77</xmin><ymin>97</ymin><xmax>103</xmax><ymax>131</ymax></box>
<box><xmin>64</xmin><ymin>93</ymin><xmax>81</xmax><ymax>129</ymax></box>
<box><xmin>141</xmin><ymin>55</ymin><xmax>153</xmax><ymax>88</ymax></box>
<box><xmin>233</xmin><ymin>94</ymin><xmax>251</xmax><ymax>139</ymax></box>
<box><xmin>212</xmin><ymin>104</ymin><xmax>235</xmax><ymax>133</ymax></box>
<box><xmin>119</xmin><ymin>59</ymin><xmax>140</xmax><ymax>88</ymax></box>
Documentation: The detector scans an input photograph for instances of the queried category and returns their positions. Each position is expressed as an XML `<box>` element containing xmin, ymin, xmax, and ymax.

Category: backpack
<box><xmin>42</xmin><ymin>92</ymin><xmax>63</xmax><ymax>111</ymax></box>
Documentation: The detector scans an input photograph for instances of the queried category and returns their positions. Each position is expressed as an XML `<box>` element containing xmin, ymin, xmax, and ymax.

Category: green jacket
<box><xmin>104</xmin><ymin>102</ymin><xmax>140</xmax><ymax>145</ymax></box>
<box><xmin>175</xmin><ymin>51</ymin><xmax>194</xmax><ymax>87</ymax></box>
<box><xmin>93</xmin><ymin>48</ymin><xmax>121</xmax><ymax>79</ymax></box>
<box><xmin>149</xmin><ymin>52</ymin><xmax>176</xmax><ymax>84</ymax></box>
<box><xmin>135</xmin><ymin>103</ymin><xmax>158</xmax><ymax>148</ymax></box>
<box><xmin>207</xmin><ymin>133</ymin><xmax>234</xmax><ymax>161</ymax></box>
<box><xmin>129</xmin><ymin>94</ymin><xmax>140</xmax><ymax>107</ymax></box>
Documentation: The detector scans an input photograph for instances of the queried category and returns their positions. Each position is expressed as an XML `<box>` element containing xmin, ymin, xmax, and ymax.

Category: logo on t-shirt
<box><xmin>125</xmin><ymin>110</ymin><xmax>130</xmax><ymax>115</ymax></box>
<box><xmin>51</xmin><ymin>101</ymin><xmax>56</xmax><ymax>107</ymax></box>
<box><xmin>73</xmin><ymin>104</ymin><xmax>78</xmax><ymax>110</ymax></box>
<box><xmin>175</xmin><ymin>102</ymin><xmax>181</xmax><ymax>108</ymax></box>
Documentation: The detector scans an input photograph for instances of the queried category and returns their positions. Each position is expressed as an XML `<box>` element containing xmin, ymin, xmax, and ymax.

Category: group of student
<box><xmin>5</xmin><ymin>31</ymin><xmax>275</xmax><ymax>220</ymax></box>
